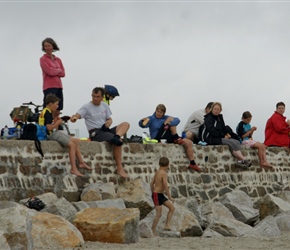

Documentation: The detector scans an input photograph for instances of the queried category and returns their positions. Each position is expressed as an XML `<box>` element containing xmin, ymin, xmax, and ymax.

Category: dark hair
<box><xmin>205</xmin><ymin>102</ymin><xmax>214</xmax><ymax>110</ymax></box>
<box><xmin>156</xmin><ymin>104</ymin><xmax>166</xmax><ymax>114</ymax></box>
<box><xmin>276</xmin><ymin>102</ymin><xmax>285</xmax><ymax>109</ymax></box>
<box><xmin>45</xmin><ymin>94</ymin><xmax>60</xmax><ymax>105</ymax></box>
<box><xmin>159</xmin><ymin>157</ymin><xmax>169</xmax><ymax>167</ymax></box>
<box><xmin>92</xmin><ymin>87</ymin><xmax>104</xmax><ymax>96</ymax></box>
<box><xmin>41</xmin><ymin>38</ymin><xmax>60</xmax><ymax>52</ymax></box>
<box><xmin>242</xmin><ymin>111</ymin><xmax>252</xmax><ymax>119</ymax></box>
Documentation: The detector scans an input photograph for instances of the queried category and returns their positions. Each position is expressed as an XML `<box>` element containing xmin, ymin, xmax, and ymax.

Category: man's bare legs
<box><xmin>112</xmin><ymin>122</ymin><xmax>129</xmax><ymax>178</ymax></box>
<box><xmin>113</xmin><ymin>145</ymin><xmax>129</xmax><ymax>178</ymax></box>
<box><xmin>116</xmin><ymin>122</ymin><xmax>130</xmax><ymax>138</ymax></box>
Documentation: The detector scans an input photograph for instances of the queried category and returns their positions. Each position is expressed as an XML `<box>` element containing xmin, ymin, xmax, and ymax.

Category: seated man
<box><xmin>139</xmin><ymin>104</ymin><xmax>202</xmax><ymax>172</ymax></box>
<box><xmin>264</xmin><ymin>102</ymin><xmax>290</xmax><ymax>148</ymax></box>
<box><xmin>70</xmin><ymin>87</ymin><xmax>130</xmax><ymax>178</ymax></box>
<box><xmin>183</xmin><ymin>102</ymin><xmax>213</xmax><ymax>144</ymax></box>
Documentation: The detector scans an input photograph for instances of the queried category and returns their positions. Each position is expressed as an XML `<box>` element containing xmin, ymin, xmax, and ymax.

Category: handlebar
<box><xmin>22</xmin><ymin>102</ymin><xmax>42</xmax><ymax>108</ymax></box>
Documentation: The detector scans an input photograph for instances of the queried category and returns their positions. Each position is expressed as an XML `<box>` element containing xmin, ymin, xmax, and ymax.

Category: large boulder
<box><xmin>254</xmin><ymin>216</ymin><xmax>281</xmax><ymax>237</ymax></box>
<box><xmin>20</xmin><ymin>193</ymin><xmax>78</xmax><ymax>222</ymax></box>
<box><xmin>176</xmin><ymin>197</ymin><xmax>207</xmax><ymax>229</ymax></box>
<box><xmin>142</xmin><ymin>203</ymin><xmax>203</xmax><ymax>237</ymax></box>
<box><xmin>0</xmin><ymin>204</ymin><xmax>35</xmax><ymax>250</ymax></box>
<box><xmin>0</xmin><ymin>230</ymin><xmax>11</xmax><ymax>250</ymax></box>
<box><xmin>117</xmin><ymin>178</ymin><xmax>154</xmax><ymax>219</ymax></box>
<box><xmin>81</xmin><ymin>182</ymin><xmax>116</xmax><ymax>201</ymax></box>
<box><xmin>255</xmin><ymin>194</ymin><xmax>290</xmax><ymax>220</ymax></box>
<box><xmin>201</xmin><ymin>202</ymin><xmax>260</xmax><ymax>237</ymax></box>
<box><xmin>31</xmin><ymin>212</ymin><xmax>84</xmax><ymax>249</ymax></box>
<box><xmin>274</xmin><ymin>211</ymin><xmax>290</xmax><ymax>232</ymax></box>
<box><xmin>139</xmin><ymin>220</ymin><xmax>154</xmax><ymax>238</ymax></box>
<box><xmin>20</xmin><ymin>192</ymin><xmax>59</xmax><ymax>205</ymax></box>
<box><xmin>73</xmin><ymin>207</ymin><xmax>140</xmax><ymax>244</ymax></box>
<box><xmin>276</xmin><ymin>190</ymin><xmax>290</xmax><ymax>203</ymax></box>
<box><xmin>219</xmin><ymin>190</ymin><xmax>259</xmax><ymax>225</ymax></box>
<box><xmin>72</xmin><ymin>198</ymin><xmax>126</xmax><ymax>211</ymax></box>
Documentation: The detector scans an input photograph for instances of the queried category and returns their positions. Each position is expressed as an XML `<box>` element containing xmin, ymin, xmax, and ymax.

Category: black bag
<box><xmin>21</xmin><ymin>123</ymin><xmax>44</xmax><ymax>158</ymax></box>
<box><xmin>25</xmin><ymin>197</ymin><xmax>46</xmax><ymax>211</ymax></box>
<box><xmin>129</xmin><ymin>135</ymin><xmax>143</xmax><ymax>143</ymax></box>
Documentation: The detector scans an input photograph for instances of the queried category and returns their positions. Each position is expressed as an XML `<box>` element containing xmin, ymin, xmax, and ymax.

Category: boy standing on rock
<box><xmin>150</xmin><ymin>157</ymin><xmax>175</xmax><ymax>235</ymax></box>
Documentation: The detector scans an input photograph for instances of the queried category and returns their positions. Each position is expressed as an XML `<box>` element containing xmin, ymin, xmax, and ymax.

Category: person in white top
<box><xmin>70</xmin><ymin>87</ymin><xmax>130</xmax><ymax>178</ymax></box>
<box><xmin>183</xmin><ymin>102</ymin><xmax>213</xmax><ymax>143</ymax></box>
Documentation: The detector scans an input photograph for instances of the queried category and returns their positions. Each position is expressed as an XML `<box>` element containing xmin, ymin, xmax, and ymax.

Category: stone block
<box><xmin>73</xmin><ymin>207</ymin><xmax>139</xmax><ymax>243</ymax></box>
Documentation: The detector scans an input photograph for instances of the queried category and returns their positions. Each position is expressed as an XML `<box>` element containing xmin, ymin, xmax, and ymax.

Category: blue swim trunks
<box><xmin>152</xmin><ymin>192</ymin><xmax>168</xmax><ymax>206</ymax></box>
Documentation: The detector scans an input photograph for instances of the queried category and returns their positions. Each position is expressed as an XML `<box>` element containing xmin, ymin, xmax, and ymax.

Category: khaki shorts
<box><xmin>48</xmin><ymin>130</ymin><xmax>70</xmax><ymax>146</ymax></box>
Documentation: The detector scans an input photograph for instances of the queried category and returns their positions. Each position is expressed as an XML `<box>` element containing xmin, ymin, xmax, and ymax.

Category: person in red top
<box><xmin>264</xmin><ymin>102</ymin><xmax>290</xmax><ymax>148</ymax></box>
<box><xmin>40</xmin><ymin>37</ymin><xmax>65</xmax><ymax>117</ymax></box>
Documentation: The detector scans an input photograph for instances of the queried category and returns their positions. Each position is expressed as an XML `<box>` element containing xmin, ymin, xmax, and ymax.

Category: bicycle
<box><xmin>9</xmin><ymin>101</ymin><xmax>74</xmax><ymax>136</ymax></box>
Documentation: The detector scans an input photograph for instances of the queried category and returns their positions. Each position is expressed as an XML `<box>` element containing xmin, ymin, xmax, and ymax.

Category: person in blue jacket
<box><xmin>139</xmin><ymin>104</ymin><xmax>202</xmax><ymax>172</ymax></box>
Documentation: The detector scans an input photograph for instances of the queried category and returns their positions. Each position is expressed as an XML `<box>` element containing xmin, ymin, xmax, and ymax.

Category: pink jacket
<box><xmin>264</xmin><ymin>111</ymin><xmax>290</xmax><ymax>147</ymax></box>
<box><xmin>40</xmin><ymin>54</ymin><xmax>65</xmax><ymax>91</ymax></box>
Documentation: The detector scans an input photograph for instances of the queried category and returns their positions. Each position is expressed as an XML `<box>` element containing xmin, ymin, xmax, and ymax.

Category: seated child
<box><xmin>139</xmin><ymin>104</ymin><xmax>202</xmax><ymax>172</ymax></box>
<box><xmin>236</xmin><ymin>111</ymin><xmax>273</xmax><ymax>169</ymax></box>
<box><xmin>40</xmin><ymin>94</ymin><xmax>92</xmax><ymax>177</ymax></box>
<box><xmin>150</xmin><ymin>157</ymin><xmax>175</xmax><ymax>234</ymax></box>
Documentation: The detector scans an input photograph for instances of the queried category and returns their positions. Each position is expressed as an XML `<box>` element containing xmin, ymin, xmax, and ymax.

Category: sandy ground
<box><xmin>73</xmin><ymin>233</ymin><xmax>290</xmax><ymax>250</ymax></box>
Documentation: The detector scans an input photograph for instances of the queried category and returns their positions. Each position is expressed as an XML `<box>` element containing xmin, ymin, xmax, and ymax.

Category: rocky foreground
<box><xmin>1</xmin><ymin>178</ymin><xmax>290</xmax><ymax>249</ymax></box>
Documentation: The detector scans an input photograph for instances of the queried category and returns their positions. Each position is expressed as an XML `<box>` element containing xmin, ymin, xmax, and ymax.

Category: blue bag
<box><xmin>36</xmin><ymin>124</ymin><xmax>47</xmax><ymax>141</ymax></box>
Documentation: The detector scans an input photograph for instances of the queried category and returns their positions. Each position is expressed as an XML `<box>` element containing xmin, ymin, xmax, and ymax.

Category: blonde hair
<box><xmin>211</xmin><ymin>102</ymin><xmax>222</xmax><ymax>112</ymax></box>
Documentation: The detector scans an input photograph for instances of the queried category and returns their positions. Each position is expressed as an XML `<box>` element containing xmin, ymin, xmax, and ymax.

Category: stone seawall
<box><xmin>0</xmin><ymin>140</ymin><xmax>290</xmax><ymax>203</ymax></box>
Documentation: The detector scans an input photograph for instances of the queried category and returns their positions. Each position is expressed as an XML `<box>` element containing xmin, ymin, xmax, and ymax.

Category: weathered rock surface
<box><xmin>73</xmin><ymin>207</ymin><xmax>140</xmax><ymax>244</ymax></box>
<box><xmin>0</xmin><ymin>205</ymin><xmax>34</xmax><ymax>250</ymax></box>
<box><xmin>117</xmin><ymin>178</ymin><xmax>154</xmax><ymax>219</ymax></box>
<box><xmin>255</xmin><ymin>194</ymin><xmax>290</xmax><ymax>220</ymax></box>
<box><xmin>72</xmin><ymin>198</ymin><xmax>126</xmax><ymax>211</ymax></box>
<box><xmin>81</xmin><ymin>182</ymin><xmax>116</xmax><ymax>201</ymax></box>
<box><xmin>0</xmin><ymin>230</ymin><xmax>11</xmax><ymax>250</ymax></box>
<box><xmin>219</xmin><ymin>189</ymin><xmax>259</xmax><ymax>225</ymax></box>
<box><xmin>31</xmin><ymin>212</ymin><xmax>84</xmax><ymax>249</ymax></box>
<box><xmin>254</xmin><ymin>216</ymin><xmax>281</xmax><ymax>237</ymax></box>
<box><xmin>143</xmin><ymin>203</ymin><xmax>203</xmax><ymax>237</ymax></box>
<box><xmin>202</xmin><ymin>202</ymin><xmax>260</xmax><ymax>237</ymax></box>
<box><xmin>176</xmin><ymin>197</ymin><xmax>207</xmax><ymax>229</ymax></box>
<box><xmin>273</xmin><ymin>211</ymin><xmax>290</xmax><ymax>232</ymax></box>
<box><xmin>139</xmin><ymin>220</ymin><xmax>154</xmax><ymax>238</ymax></box>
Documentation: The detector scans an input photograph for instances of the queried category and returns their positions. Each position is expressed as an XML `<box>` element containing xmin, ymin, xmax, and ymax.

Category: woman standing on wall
<box><xmin>40</xmin><ymin>37</ymin><xmax>65</xmax><ymax>117</ymax></box>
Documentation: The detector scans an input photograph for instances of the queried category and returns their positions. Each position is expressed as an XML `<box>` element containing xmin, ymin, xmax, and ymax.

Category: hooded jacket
<box><xmin>264</xmin><ymin>111</ymin><xmax>290</xmax><ymax>147</ymax></box>
<box><xmin>201</xmin><ymin>112</ymin><xmax>226</xmax><ymax>145</ymax></box>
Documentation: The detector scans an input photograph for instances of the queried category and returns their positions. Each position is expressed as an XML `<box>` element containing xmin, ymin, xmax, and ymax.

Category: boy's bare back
<box><xmin>151</xmin><ymin>169</ymin><xmax>168</xmax><ymax>193</ymax></box>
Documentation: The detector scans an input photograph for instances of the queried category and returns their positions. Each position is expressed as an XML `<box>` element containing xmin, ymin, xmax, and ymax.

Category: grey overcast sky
<box><xmin>1</xmin><ymin>0</ymin><xmax>290</xmax><ymax>141</ymax></box>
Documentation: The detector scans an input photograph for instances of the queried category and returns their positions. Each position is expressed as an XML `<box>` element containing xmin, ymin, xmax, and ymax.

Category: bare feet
<box><xmin>79</xmin><ymin>163</ymin><xmax>92</xmax><ymax>170</ymax></box>
<box><xmin>163</xmin><ymin>227</ymin><xmax>172</xmax><ymax>231</ymax></box>
<box><xmin>117</xmin><ymin>169</ymin><xmax>129</xmax><ymax>178</ymax></box>
<box><xmin>70</xmin><ymin>169</ymin><xmax>84</xmax><ymax>177</ymax></box>
<box><xmin>261</xmin><ymin>162</ymin><xmax>273</xmax><ymax>169</ymax></box>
